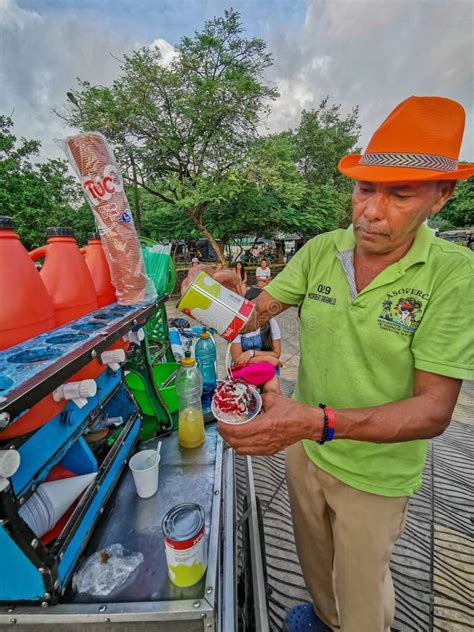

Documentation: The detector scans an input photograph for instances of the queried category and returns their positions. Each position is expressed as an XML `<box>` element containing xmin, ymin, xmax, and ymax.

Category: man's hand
<box><xmin>217</xmin><ymin>392</ymin><xmax>323</xmax><ymax>455</ymax></box>
<box><xmin>181</xmin><ymin>264</ymin><xmax>241</xmax><ymax>294</ymax></box>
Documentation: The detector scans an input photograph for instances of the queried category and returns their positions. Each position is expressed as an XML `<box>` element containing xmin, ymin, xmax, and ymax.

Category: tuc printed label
<box><xmin>82</xmin><ymin>164</ymin><xmax>124</xmax><ymax>206</ymax></box>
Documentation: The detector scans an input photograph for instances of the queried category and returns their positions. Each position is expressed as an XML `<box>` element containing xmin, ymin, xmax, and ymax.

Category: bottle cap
<box><xmin>0</xmin><ymin>216</ymin><xmax>15</xmax><ymax>230</ymax></box>
<box><xmin>181</xmin><ymin>351</ymin><xmax>195</xmax><ymax>367</ymax></box>
<box><xmin>200</xmin><ymin>327</ymin><xmax>211</xmax><ymax>339</ymax></box>
<box><xmin>88</xmin><ymin>231</ymin><xmax>100</xmax><ymax>241</ymax></box>
<box><xmin>47</xmin><ymin>226</ymin><xmax>75</xmax><ymax>238</ymax></box>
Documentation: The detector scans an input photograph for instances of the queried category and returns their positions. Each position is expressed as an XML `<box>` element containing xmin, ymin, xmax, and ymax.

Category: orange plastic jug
<box><xmin>29</xmin><ymin>227</ymin><xmax>98</xmax><ymax>326</ymax></box>
<box><xmin>0</xmin><ymin>216</ymin><xmax>55</xmax><ymax>349</ymax></box>
<box><xmin>0</xmin><ymin>396</ymin><xmax>66</xmax><ymax>440</ymax></box>
<box><xmin>29</xmin><ymin>227</ymin><xmax>106</xmax><ymax>383</ymax></box>
<box><xmin>80</xmin><ymin>233</ymin><xmax>130</xmax><ymax>357</ymax></box>
<box><xmin>80</xmin><ymin>233</ymin><xmax>116</xmax><ymax>307</ymax></box>
<box><xmin>0</xmin><ymin>217</ymin><xmax>65</xmax><ymax>440</ymax></box>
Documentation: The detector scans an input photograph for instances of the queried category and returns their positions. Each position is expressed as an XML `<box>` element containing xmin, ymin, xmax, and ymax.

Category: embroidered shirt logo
<box><xmin>378</xmin><ymin>290</ymin><xmax>428</xmax><ymax>335</ymax></box>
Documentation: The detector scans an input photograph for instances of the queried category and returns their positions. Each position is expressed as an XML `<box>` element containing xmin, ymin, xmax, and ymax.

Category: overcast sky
<box><xmin>1</xmin><ymin>0</ymin><xmax>472</xmax><ymax>162</ymax></box>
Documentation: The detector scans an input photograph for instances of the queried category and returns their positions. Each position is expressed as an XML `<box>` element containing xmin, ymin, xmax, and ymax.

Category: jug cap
<box><xmin>181</xmin><ymin>351</ymin><xmax>196</xmax><ymax>367</ymax></box>
<box><xmin>0</xmin><ymin>216</ymin><xmax>15</xmax><ymax>230</ymax></box>
<box><xmin>47</xmin><ymin>226</ymin><xmax>74</xmax><ymax>238</ymax></box>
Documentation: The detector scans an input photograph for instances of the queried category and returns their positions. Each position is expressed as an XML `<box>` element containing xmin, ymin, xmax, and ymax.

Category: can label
<box><xmin>164</xmin><ymin>526</ymin><xmax>207</xmax><ymax>587</ymax></box>
<box><xmin>177</xmin><ymin>272</ymin><xmax>254</xmax><ymax>341</ymax></box>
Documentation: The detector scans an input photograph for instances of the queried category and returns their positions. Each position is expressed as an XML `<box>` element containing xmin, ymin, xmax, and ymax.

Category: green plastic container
<box><xmin>125</xmin><ymin>362</ymin><xmax>180</xmax><ymax>419</ymax></box>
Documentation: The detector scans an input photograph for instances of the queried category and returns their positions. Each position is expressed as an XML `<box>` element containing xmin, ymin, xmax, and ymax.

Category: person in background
<box><xmin>255</xmin><ymin>257</ymin><xmax>271</xmax><ymax>287</ymax></box>
<box><xmin>231</xmin><ymin>287</ymin><xmax>281</xmax><ymax>393</ymax></box>
<box><xmin>233</xmin><ymin>261</ymin><xmax>248</xmax><ymax>295</ymax></box>
<box><xmin>215</xmin><ymin>261</ymin><xmax>224</xmax><ymax>271</ymax></box>
<box><xmin>191</xmin><ymin>257</ymin><xmax>200</xmax><ymax>268</ymax></box>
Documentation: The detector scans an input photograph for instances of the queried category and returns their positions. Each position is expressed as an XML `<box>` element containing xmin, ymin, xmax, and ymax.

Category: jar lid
<box><xmin>0</xmin><ymin>216</ymin><xmax>15</xmax><ymax>230</ymax></box>
<box><xmin>47</xmin><ymin>226</ymin><xmax>74</xmax><ymax>238</ymax></box>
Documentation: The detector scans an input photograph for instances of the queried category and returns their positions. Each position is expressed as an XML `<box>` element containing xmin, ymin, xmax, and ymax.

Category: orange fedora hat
<box><xmin>339</xmin><ymin>96</ymin><xmax>474</xmax><ymax>182</ymax></box>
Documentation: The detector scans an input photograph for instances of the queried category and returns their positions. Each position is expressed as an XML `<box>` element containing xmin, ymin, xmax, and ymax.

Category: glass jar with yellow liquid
<box><xmin>176</xmin><ymin>352</ymin><xmax>205</xmax><ymax>449</ymax></box>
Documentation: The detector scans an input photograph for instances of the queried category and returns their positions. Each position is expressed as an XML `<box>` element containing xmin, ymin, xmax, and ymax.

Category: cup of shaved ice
<box><xmin>211</xmin><ymin>378</ymin><xmax>262</xmax><ymax>424</ymax></box>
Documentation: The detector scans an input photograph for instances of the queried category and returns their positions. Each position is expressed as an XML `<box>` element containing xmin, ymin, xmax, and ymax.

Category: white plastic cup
<box><xmin>128</xmin><ymin>449</ymin><xmax>160</xmax><ymax>499</ymax></box>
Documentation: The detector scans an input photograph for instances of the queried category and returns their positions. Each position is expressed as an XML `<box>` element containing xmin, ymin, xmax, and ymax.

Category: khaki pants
<box><xmin>285</xmin><ymin>441</ymin><xmax>409</xmax><ymax>632</ymax></box>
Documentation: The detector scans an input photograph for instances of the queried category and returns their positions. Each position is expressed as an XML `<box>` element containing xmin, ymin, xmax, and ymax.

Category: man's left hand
<box><xmin>217</xmin><ymin>392</ymin><xmax>322</xmax><ymax>455</ymax></box>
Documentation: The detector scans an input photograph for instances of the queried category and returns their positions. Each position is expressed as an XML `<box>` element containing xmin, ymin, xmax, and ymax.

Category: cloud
<box><xmin>150</xmin><ymin>38</ymin><xmax>177</xmax><ymax>66</ymax></box>
<box><xmin>0</xmin><ymin>0</ymin><xmax>139</xmax><ymax>160</ymax></box>
<box><xmin>1</xmin><ymin>0</ymin><xmax>472</xmax><ymax>163</ymax></box>
<box><xmin>265</xmin><ymin>0</ymin><xmax>474</xmax><ymax>159</ymax></box>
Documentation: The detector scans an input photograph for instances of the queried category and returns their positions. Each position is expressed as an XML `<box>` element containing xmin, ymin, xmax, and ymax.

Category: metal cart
<box><xmin>0</xmin><ymin>297</ymin><xmax>269</xmax><ymax>631</ymax></box>
<box><xmin>1</xmin><ymin>425</ymin><xmax>237</xmax><ymax>632</ymax></box>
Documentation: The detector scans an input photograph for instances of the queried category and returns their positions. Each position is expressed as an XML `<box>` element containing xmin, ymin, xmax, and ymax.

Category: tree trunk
<box><xmin>274</xmin><ymin>240</ymin><xmax>285</xmax><ymax>264</ymax></box>
<box><xmin>217</xmin><ymin>238</ymin><xmax>229</xmax><ymax>265</ymax></box>
<box><xmin>129</xmin><ymin>152</ymin><xmax>142</xmax><ymax>235</ymax></box>
<box><xmin>188</xmin><ymin>208</ymin><xmax>226</xmax><ymax>265</ymax></box>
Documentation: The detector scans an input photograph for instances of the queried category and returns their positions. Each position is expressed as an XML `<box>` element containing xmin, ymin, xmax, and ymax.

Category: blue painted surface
<box><xmin>102</xmin><ymin>382</ymin><xmax>138</xmax><ymax>421</ymax></box>
<box><xmin>57</xmin><ymin>417</ymin><xmax>141</xmax><ymax>585</ymax></box>
<box><xmin>60</xmin><ymin>437</ymin><xmax>97</xmax><ymax>476</ymax></box>
<box><xmin>0</xmin><ymin>301</ymin><xmax>152</xmax><ymax>399</ymax></box>
<box><xmin>11</xmin><ymin>369</ymin><xmax>120</xmax><ymax>496</ymax></box>
<box><xmin>0</xmin><ymin>527</ymin><xmax>44</xmax><ymax>601</ymax></box>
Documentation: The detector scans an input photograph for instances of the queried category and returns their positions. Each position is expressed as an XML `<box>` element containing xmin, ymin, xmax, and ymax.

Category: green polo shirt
<box><xmin>266</xmin><ymin>224</ymin><xmax>474</xmax><ymax>497</ymax></box>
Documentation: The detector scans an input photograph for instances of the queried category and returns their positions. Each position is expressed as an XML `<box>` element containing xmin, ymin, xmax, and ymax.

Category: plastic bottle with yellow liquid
<box><xmin>176</xmin><ymin>352</ymin><xmax>205</xmax><ymax>449</ymax></box>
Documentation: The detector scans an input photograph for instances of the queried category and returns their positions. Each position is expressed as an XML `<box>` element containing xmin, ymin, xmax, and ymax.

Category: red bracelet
<box><xmin>326</xmin><ymin>406</ymin><xmax>335</xmax><ymax>441</ymax></box>
<box><xmin>326</xmin><ymin>407</ymin><xmax>335</xmax><ymax>428</ymax></box>
<box><xmin>317</xmin><ymin>404</ymin><xmax>336</xmax><ymax>444</ymax></box>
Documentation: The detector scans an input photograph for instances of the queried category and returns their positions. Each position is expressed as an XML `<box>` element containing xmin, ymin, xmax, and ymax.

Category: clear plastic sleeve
<box><xmin>63</xmin><ymin>132</ymin><xmax>155</xmax><ymax>305</ymax></box>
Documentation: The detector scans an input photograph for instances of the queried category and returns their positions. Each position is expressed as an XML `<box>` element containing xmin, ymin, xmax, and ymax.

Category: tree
<box><xmin>56</xmin><ymin>9</ymin><xmax>278</xmax><ymax>263</ymax></box>
<box><xmin>280</xmin><ymin>185</ymin><xmax>352</xmax><ymax>240</ymax></box>
<box><xmin>293</xmin><ymin>97</ymin><xmax>361</xmax><ymax>190</ymax></box>
<box><xmin>203</xmin><ymin>133</ymin><xmax>306</xmax><ymax>246</ymax></box>
<box><xmin>433</xmin><ymin>179</ymin><xmax>474</xmax><ymax>230</ymax></box>
<box><xmin>136</xmin><ymin>134</ymin><xmax>306</xmax><ymax>252</ymax></box>
<box><xmin>0</xmin><ymin>116</ymin><xmax>93</xmax><ymax>249</ymax></box>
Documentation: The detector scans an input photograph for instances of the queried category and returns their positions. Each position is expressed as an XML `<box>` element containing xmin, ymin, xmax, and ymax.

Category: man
<box><xmin>191</xmin><ymin>256</ymin><xmax>200</xmax><ymax>268</ymax></box>
<box><xmin>255</xmin><ymin>257</ymin><xmax>271</xmax><ymax>287</ymax></box>
<box><xmin>216</xmin><ymin>97</ymin><xmax>474</xmax><ymax>632</ymax></box>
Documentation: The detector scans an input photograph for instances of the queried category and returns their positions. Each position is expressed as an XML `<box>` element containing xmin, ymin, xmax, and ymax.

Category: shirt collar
<box><xmin>397</xmin><ymin>223</ymin><xmax>433</xmax><ymax>270</ymax></box>
<box><xmin>333</xmin><ymin>223</ymin><xmax>433</xmax><ymax>270</ymax></box>
<box><xmin>334</xmin><ymin>225</ymin><xmax>356</xmax><ymax>252</ymax></box>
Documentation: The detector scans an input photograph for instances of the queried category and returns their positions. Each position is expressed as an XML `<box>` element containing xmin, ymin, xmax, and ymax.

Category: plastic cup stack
<box><xmin>19</xmin><ymin>473</ymin><xmax>97</xmax><ymax>538</ymax></box>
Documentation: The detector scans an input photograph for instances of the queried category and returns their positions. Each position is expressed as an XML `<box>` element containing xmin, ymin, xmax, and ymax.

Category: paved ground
<box><xmin>196</xmin><ymin>304</ymin><xmax>473</xmax><ymax>632</ymax></box>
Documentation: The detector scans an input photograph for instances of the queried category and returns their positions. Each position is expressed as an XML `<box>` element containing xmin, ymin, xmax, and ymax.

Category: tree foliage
<box><xmin>293</xmin><ymin>97</ymin><xmax>361</xmax><ymax>190</ymax></box>
<box><xmin>56</xmin><ymin>9</ymin><xmax>278</xmax><ymax>262</ymax></box>
<box><xmin>434</xmin><ymin>179</ymin><xmax>474</xmax><ymax>230</ymax></box>
<box><xmin>0</xmin><ymin>116</ymin><xmax>94</xmax><ymax>249</ymax></box>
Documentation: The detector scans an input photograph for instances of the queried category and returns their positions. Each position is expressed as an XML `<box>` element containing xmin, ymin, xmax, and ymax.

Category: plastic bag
<box><xmin>72</xmin><ymin>543</ymin><xmax>143</xmax><ymax>596</ymax></box>
<box><xmin>63</xmin><ymin>132</ymin><xmax>155</xmax><ymax>305</ymax></box>
<box><xmin>141</xmin><ymin>243</ymin><xmax>171</xmax><ymax>295</ymax></box>
<box><xmin>86</xmin><ymin>414</ymin><xmax>124</xmax><ymax>435</ymax></box>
